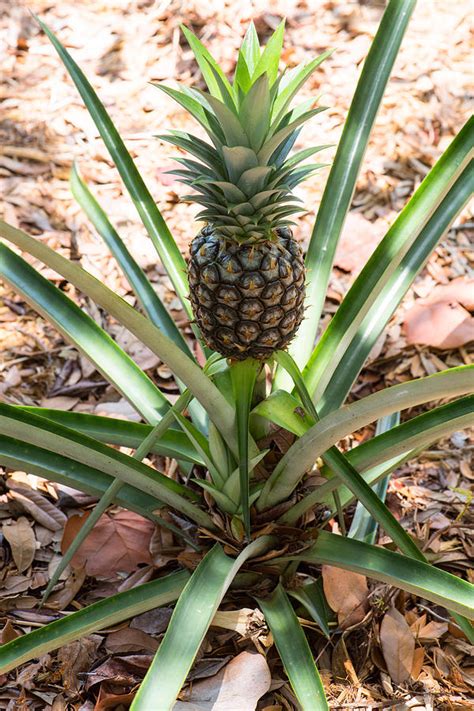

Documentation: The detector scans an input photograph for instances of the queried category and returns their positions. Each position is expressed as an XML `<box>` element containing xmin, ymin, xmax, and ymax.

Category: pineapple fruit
<box><xmin>157</xmin><ymin>21</ymin><xmax>330</xmax><ymax>359</ymax></box>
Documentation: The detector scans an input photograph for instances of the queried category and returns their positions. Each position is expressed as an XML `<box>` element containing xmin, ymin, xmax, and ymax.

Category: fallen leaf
<box><xmin>61</xmin><ymin>510</ymin><xmax>155</xmax><ymax>577</ymax></box>
<box><xmin>105</xmin><ymin>626</ymin><xmax>159</xmax><ymax>653</ymax></box>
<box><xmin>94</xmin><ymin>688</ymin><xmax>136</xmax><ymax>711</ymax></box>
<box><xmin>420</xmin><ymin>277</ymin><xmax>474</xmax><ymax>310</ymax></box>
<box><xmin>7</xmin><ymin>481</ymin><xmax>67</xmax><ymax>531</ymax></box>
<box><xmin>130</xmin><ymin>607</ymin><xmax>173</xmax><ymax>634</ymax></box>
<box><xmin>85</xmin><ymin>655</ymin><xmax>153</xmax><ymax>691</ymax></box>
<box><xmin>404</xmin><ymin>277</ymin><xmax>474</xmax><ymax>348</ymax></box>
<box><xmin>57</xmin><ymin>638</ymin><xmax>100</xmax><ymax>692</ymax></box>
<box><xmin>0</xmin><ymin>619</ymin><xmax>21</xmax><ymax>644</ymax></box>
<box><xmin>2</xmin><ymin>517</ymin><xmax>36</xmax><ymax>573</ymax></box>
<box><xmin>211</xmin><ymin>608</ymin><xmax>266</xmax><ymax>638</ymax></box>
<box><xmin>380</xmin><ymin>607</ymin><xmax>415</xmax><ymax>684</ymax></box>
<box><xmin>1</xmin><ymin>574</ymin><xmax>31</xmax><ymax>597</ymax></box>
<box><xmin>173</xmin><ymin>651</ymin><xmax>271</xmax><ymax>710</ymax></box>
<box><xmin>411</xmin><ymin>647</ymin><xmax>425</xmax><ymax>680</ymax></box>
<box><xmin>415</xmin><ymin>620</ymin><xmax>448</xmax><ymax>640</ymax></box>
<box><xmin>44</xmin><ymin>568</ymin><xmax>87</xmax><ymax>610</ymax></box>
<box><xmin>40</xmin><ymin>396</ymin><xmax>79</xmax><ymax>410</ymax></box>
<box><xmin>334</xmin><ymin>212</ymin><xmax>387</xmax><ymax>276</ymax></box>
<box><xmin>322</xmin><ymin>565</ymin><xmax>369</xmax><ymax>628</ymax></box>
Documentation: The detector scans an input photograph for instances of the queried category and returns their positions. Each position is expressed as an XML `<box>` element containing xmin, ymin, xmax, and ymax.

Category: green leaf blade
<box><xmin>0</xmin><ymin>570</ymin><xmax>189</xmax><ymax>674</ymax></box>
<box><xmin>70</xmin><ymin>163</ymin><xmax>191</xmax><ymax>357</ymax></box>
<box><xmin>258</xmin><ymin>584</ymin><xmax>328</xmax><ymax>710</ymax></box>
<box><xmin>132</xmin><ymin>537</ymin><xmax>273</xmax><ymax>710</ymax></box>
<box><xmin>286</xmin><ymin>532</ymin><xmax>474</xmax><ymax>620</ymax></box>
<box><xmin>286</xmin><ymin>0</ymin><xmax>417</xmax><ymax>377</ymax></box>
<box><xmin>0</xmin><ymin>242</ymin><xmax>169</xmax><ymax>424</ymax></box>
<box><xmin>306</xmin><ymin>139</ymin><xmax>474</xmax><ymax>408</ymax></box>
<box><xmin>38</xmin><ymin>18</ymin><xmax>191</xmax><ymax>318</ymax></box>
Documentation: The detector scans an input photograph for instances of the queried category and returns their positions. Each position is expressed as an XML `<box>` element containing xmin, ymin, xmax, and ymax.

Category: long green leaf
<box><xmin>253</xmin><ymin>20</ymin><xmax>285</xmax><ymax>85</ymax></box>
<box><xmin>230</xmin><ymin>359</ymin><xmax>261</xmax><ymax>537</ymax></box>
<box><xmin>252</xmin><ymin>389</ymin><xmax>315</xmax><ymax>436</ymax></box>
<box><xmin>271</xmin><ymin>51</ymin><xmax>333</xmax><ymax>125</ymax></box>
<box><xmin>281</xmin><ymin>396</ymin><xmax>473</xmax><ymax>527</ymax></box>
<box><xmin>70</xmin><ymin>163</ymin><xmax>190</xmax><ymax>355</ymax></box>
<box><xmin>0</xmin><ymin>570</ymin><xmax>189</xmax><ymax>674</ymax></box>
<box><xmin>239</xmin><ymin>21</ymin><xmax>260</xmax><ymax>76</ymax></box>
<box><xmin>42</xmin><ymin>389</ymin><xmax>195</xmax><ymax>602</ymax></box>
<box><xmin>339</xmin><ymin>398</ymin><xmax>473</xmax><ymax>478</ymax></box>
<box><xmin>180</xmin><ymin>25</ymin><xmax>233</xmax><ymax>101</ymax></box>
<box><xmin>348</xmin><ymin>413</ymin><xmax>399</xmax><ymax>545</ymax></box>
<box><xmin>287</xmin><ymin>579</ymin><xmax>331</xmax><ymax>639</ymax></box>
<box><xmin>0</xmin><ymin>435</ymin><xmax>163</xmax><ymax>519</ymax></box>
<box><xmin>17</xmin><ymin>407</ymin><xmax>201</xmax><ymax>463</ymax></box>
<box><xmin>38</xmin><ymin>18</ymin><xmax>191</xmax><ymax>317</ymax></box>
<box><xmin>132</xmin><ymin>537</ymin><xmax>273</xmax><ymax>710</ymax></box>
<box><xmin>259</xmin><ymin>365</ymin><xmax>473</xmax><ymax>509</ymax></box>
<box><xmin>0</xmin><ymin>220</ymin><xmax>236</xmax><ymax>447</ymax></box>
<box><xmin>257</xmin><ymin>584</ymin><xmax>328</xmax><ymax>710</ymax></box>
<box><xmin>282</xmin><ymin>531</ymin><xmax>474</xmax><ymax>620</ymax></box>
<box><xmin>71</xmin><ymin>162</ymin><xmax>207</xmax><ymax>431</ymax></box>
<box><xmin>267</xmin><ymin>352</ymin><xmax>424</xmax><ymax>563</ymax></box>
<box><xmin>0</xmin><ymin>405</ymin><xmax>213</xmax><ymax>529</ymax></box>
<box><xmin>155</xmin><ymin>84</ymin><xmax>224</xmax><ymax>146</ymax></box>
<box><xmin>0</xmin><ymin>243</ymin><xmax>169</xmax><ymax>423</ymax></box>
<box><xmin>285</xmin><ymin>0</ymin><xmax>416</xmax><ymax>378</ymax></box>
<box><xmin>307</xmin><ymin>155</ymin><xmax>474</xmax><ymax>409</ymax></box>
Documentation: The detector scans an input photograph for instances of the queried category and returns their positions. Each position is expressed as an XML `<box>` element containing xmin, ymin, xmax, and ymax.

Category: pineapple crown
<box><xmin>156</xmin><ymin>21</ymin><xmax>332</xmax><ymax>242</ymax></box>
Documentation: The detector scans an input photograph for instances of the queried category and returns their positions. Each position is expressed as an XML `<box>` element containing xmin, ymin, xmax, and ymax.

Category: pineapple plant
<box><xmin>0</xmin><ymin>3</ymin><xmax>473</xmax><ymax>709</ymax></box>
<box><xmin>157</xmin><ymin>23</ymin><xmax>330</xmax><ymax>359</ymax></box>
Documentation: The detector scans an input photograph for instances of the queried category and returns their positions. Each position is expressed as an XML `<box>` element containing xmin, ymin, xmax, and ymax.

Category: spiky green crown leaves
<box><xmin>156</xmin><ymin>21</ymin><xmax>332</xmax><ymax>242</ymax></box>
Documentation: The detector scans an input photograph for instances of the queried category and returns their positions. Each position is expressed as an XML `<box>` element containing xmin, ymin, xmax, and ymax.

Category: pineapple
<box><xmin>157</xmin><ymin>21</ymin><xmax>330</xmax><ymax>359</ymax></box>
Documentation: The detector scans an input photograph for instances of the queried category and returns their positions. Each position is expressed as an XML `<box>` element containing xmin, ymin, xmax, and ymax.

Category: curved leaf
<box><xmin>132</xmin><ymin>537</ymin><xmax>273</xmax><ymax>710</ymax></box>
<box><xmin>70</xmin><ymin>163</ymin><xmax>190</xmax><ymax>356</ymax></box>
<box><xmin>0</xmin><ymin>405</ymin><xmax>213</xmax><ymax>529</ymax></box>
<box><xmin>258</xmin><ymin>584</ymin><xmax>328</xmax><ymax>710</ymax></box>
<box><xmin>284</xmin><ymin>0</ymin><xmax>417</xmax><ymax>378</ymax></box>
<box><xmin>0</xmin><ymin>570</ymin><xmax>189</xmax><ymax>674</ymax></box>
<box><xmin>38</xmin><ymin>18</ymin><xmax>191</xmax><ymax>317</ymax></box>
<box><xmin>17</xmin><ymin>407</ymin><xmax>201</xmax><ymax>463</ymax></box>
<box><xmin>0</xmin><ymin>220</ymin><xmax>236</xmax><ymax>447</ymax></box>
<box><xmin>259</xmin><ymin>366</ymin><xmax>473</xmax><ymax>509</ymax></box>
<box><xmin>282</xmin><ymin>532</ymin><xmax>474</xmax><ymax>620</ymax></box>
<box><xmin>308</xmin><ymin>157</ymin><xmax>474</xmax><ymax>410</ymax></box>
<box><xmin>0</xmin><ymin>242</ymin><xmax>169</xmax><ymax>423</ymax></box>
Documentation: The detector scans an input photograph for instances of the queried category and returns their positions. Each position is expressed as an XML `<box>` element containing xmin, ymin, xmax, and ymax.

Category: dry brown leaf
<box><xmin>411</xmin><ymin>647</ymin><xmax>425</xmax><ymax>680</ymax></box>
<box><xmin>57</xmin><ymin>638</ymin><xmax>100</xmax><ymax>692</ymax></box>
<box><xmin>44</xmin><ymin>568</ymin><xmax>87</xmax><ymax>610</ymax></box>
<box><xmin>174</xmin><ymin>651</ymin><xmax>271</xmax><ymax>710</ymax></box>
<box><xmin>2</xmin><ymin>516</ymin><xmax>36</xmax><ymax>573</ymax></box>
<box><xmin>334</xmin><ymin>212</ymin><xmax>387</xmax><ymax>276</ymax></box>
<box><xmin>421</xmin><ymin>277</ymin><xmax>474</xmax><ymax>310</ymax></box>
<box><xmin>105</xmin><ymin>626</ymin><xmax>159</xmax><ymax>654</ymax></box>
<box><xmin>0</xmin><ymin>619</ymin><xmax>21</xmax><ymax>644</ymax></box>
<box><xmin>7</xmin><ymin>481</ymin><xmax>67</xmax><ymax>531</ymax></box>
<box><xmin>130</xmin><ymin>607</ymin><xmax>173</xmax><ymax>635</ymax></box>
<box><xmin>61</xmin><ymin>510</ymin><xmax>154</xmax><ymax>577</ymax></box>
<box><xmin>404</xmin><ymin>277</ymin><xmax>474</xmax><ymax>348</ymax></box>
<box><xmin>322</xmin><ymin>564</ymin><xmax>369</xmax><ymax>628</ymax></box>
<box><xmin>84</xmin><ymin>655</ymin><xmax>150</xmax><ymax>691</ymax></box>
<box><xmin>94</xmin><ymin>688</ymin><xmax>136</xmax><ymax>711</ymax></box>
<box><xmin>380</xmin><ymin>607</ymin><xmax>415</xmax><ymax>684</ymax></box>
<box><xmin>211</xmin><ymin>608</ymin><xmax>266</xmax><ymax>638</ymax></box>
<box><xmin>416</xmin><ymin>620</ymin><xmax>449</xmax><ymax>640</ymax></box>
